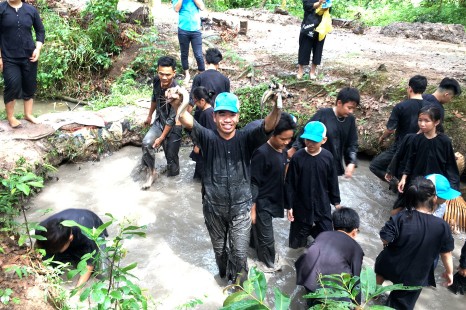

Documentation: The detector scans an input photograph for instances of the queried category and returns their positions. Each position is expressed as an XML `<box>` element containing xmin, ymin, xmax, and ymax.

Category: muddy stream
<box><xmin>25</xmin><ymin>146</ymin><xmax>465</xmax><ymax>309</ymax></box>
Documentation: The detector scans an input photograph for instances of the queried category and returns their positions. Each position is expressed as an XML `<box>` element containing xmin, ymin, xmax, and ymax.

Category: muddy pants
<box><xmin>251</xmin><ymin>210</ymin><xmax>276</xmax><ymax>268</ymax></box>
<box><xmin>203</xmin><ymin>205</ymin><xmax>251</xmax><ymax>282</ymax></box>
<box><xmin>386</xmin><ymin>288</ymin><xmax>422</xmax><ymax>310</ymax></box>
<box><xmin>288</xmin><ymin>217</ymin><xmax>333</xmax><ymax>249</ymax></box>
<box><xmin>142</xmin><ymin>121</ymin><xmax>182</xmax><ymax>176</ymax></box>
<box><xmin>369</xmin><ymin>144</ymin><xmax>397</xmax><ymax>181</ymax></box>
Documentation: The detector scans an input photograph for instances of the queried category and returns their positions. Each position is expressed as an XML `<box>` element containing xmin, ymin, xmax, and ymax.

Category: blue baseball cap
<box><xmin>214</xmin><ymin>92</ymin><xmax>239</xmax><ymax>113</ymax></box>
<box><xmin>425</xmin><ymin>174</ymin><xmax>460</xmax><ymax>200</ymax></box>
<box><xmin>322</xmin><ymin>0</ymin><xmax>332</xmax><ymax>9</ymax></box>
<box><xmin>301</xmin><ymin>121</ymin><xmax>327</xmax><ymax>143</ymax></box>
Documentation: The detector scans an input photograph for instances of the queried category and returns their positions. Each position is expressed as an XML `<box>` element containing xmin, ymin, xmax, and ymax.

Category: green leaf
<box><xmin>18</xmin><ymin>235</ymin><xmax>27</xmax><ymax>247</ymax></box>
<box><xmin>30</xmin><ymin>234</ymin><xmax>47</xmax><ymax>241</ymax></box>
<box><xmin>94</xmin><ymin>220</ymin><xmax>113</xmax><ymax>238</ymax></box>
<box><xmin>26</xmin><ymin>181</ymin><xmax>44</xmax><ymax>188</ymax></box>
<box><xmin>220</xmin><ymin>299</ymin><xmax>262</xmax><ymax>310</ymax></box>
<box><xmin>121</xmin><ymin>262</ymin><xmax>138</xmax><ymax>272</ymax></box>
<box><xmin>61</xmin><ymin>220</ymin><xmax>93</xmax><ymax>239</ymax></box>
<box><xmin>274</xmin><ymin>287</ymin><xmax>291</xmax><ymax>310</ymax></box>
<box><xmin>79</xmin><ymin>287</ymin><xmax>91</xmax><ymax>302</ymax></box>
<box><xmin>250</xmin><ymin>267</ymin><xmax>267</xmax><ymax>302</ymax></box>
<box><xmin>67</xmin><ymin>269</ymin><xmax>81</xmax><ymax>279</ymax></box>
<box><xmin>242</xmin><ymin>280</ymin><xmax>254</xmax><ymax>294</ymax></box>
<box><xmin>360</xmin><ymin>267</ymin><xmax>377</xmax><ymax>301</ymax></box>
<box><xmin>16</xmin><ymin>183</ymin><xmax>30</xmax><ymax>195</ymax></box>
<box><xmin>369</xmin><ymin>306</ymin><xmax>396</xmax><ymax>310</ymax></box>
<box><xmin>90</xmin><ymin>288</ymin><xmax>106</xmax><ymax>304</ymax></box>
<box><xmin>109</xmin><ymin>290</ymin><xmax>123</xmax><ymax>300</ymax></box>
<box><xmin>223</xmin><ymin>291</ymin><xmax>250</xmax><ymax>306</ymax></box>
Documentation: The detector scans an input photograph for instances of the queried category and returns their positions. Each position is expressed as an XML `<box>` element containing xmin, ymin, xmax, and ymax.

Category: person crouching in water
<box><xmin>295</xmin><ymin>207</ymin><xmax>364</xmax><ymax>308</ymax></box>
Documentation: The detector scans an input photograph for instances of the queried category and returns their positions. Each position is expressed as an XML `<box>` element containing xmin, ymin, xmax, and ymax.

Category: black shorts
<box><xmin>2</xmin><ymin>57</ymin><xmax>38</xmax><ymax>104</ymax></box>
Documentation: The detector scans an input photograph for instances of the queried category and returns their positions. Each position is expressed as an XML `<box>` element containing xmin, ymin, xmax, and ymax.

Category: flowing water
<box><xmin>0</xmin><ymin>96</ymin><xmax>72</xmax><ymax>115</ymax></box>
<box><xmin>27</xmin><ymin>146</ymin><xmax>465</xmax><ymax>309</ymax></box>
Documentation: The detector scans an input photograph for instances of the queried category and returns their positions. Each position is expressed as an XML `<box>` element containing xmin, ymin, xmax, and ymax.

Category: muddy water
<box><xmin>0</xmin><ymin>96</ymin><xmax>71</xmax><ymax>115</ymax></box>
<box><xmin>27</xmin><ymin>146</ymin><xmax>465</xmax><ymax>309</ymax></box>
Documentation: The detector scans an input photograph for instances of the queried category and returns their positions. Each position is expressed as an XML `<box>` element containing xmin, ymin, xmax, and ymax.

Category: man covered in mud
<box><xmin>287</xmin><ymin>87</ymin><xmax>360</xmax><ymax>178</ymax></box>
<box><xmin>369</xmin><ymin>75</ymin><xmax>427</xmax><ymax>183</ymax></box>
<box><xmin>167</xmin><ymin>89</ymin><xmax>282</xmax><ymax>284</ymax></box>
<box><xmin>141</xmin><ymin>56</ymin><xmax>182</xmax><ymax>189</ymax></box>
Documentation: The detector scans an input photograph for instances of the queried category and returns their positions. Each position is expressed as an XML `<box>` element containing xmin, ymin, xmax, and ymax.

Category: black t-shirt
<box><xmin>0</xmin><ymin>2</ymin><xmax>45</xmax><ymax>59</ymax></box>
<box><xmin>296</xmin><ymin>231</ymin><xmax>364</xmax><ymax>292</ymax></box>
<box><xmin>151</xmin><ymin>76</ymin><xmax>178</xmax><ymax>127</ymax></box>
<box><xmin>375</xmin><ymin>210</ymin><xmax>454</xmax><ymax>286</ymax></box>
<box><xmin>285</xmin><ymin>148</ymin><xmax>340</xmax><ymax>224</ymax></box>
<box><xmin>386</xmin><ymin>98</ymin><xmax>425</xmax><ymax>144</ymax></box>
<box><xmin>38</xmin><ymin>209</ymin><xmax>108</xmax><ymax>266</ymax></box>
<box><xmin>292</xmin><ymin>108</ymin><xmax>358</xmax><ymax>176</ymax></box>
<box><xmin>189</xmin><ymin>69</ymin><xmax>230</xmax><ymax>106</ymax></box>
<box><xmin>250</xmin><ymin>142</ymin><xmax>288</xmax><ymax>218</ymax></box>
<box><xmin>191</xmin><ymin>120</ymin><xmax>269</xmax><ymax>217</ymax></box>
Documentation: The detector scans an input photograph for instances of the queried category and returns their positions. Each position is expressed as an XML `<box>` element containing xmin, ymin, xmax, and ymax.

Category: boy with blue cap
<box><xmin>167</xmin><ymin>90</ymin><xmax>282</xmax><ymax>284</ymax></box>
<box><xmin>285</xmin><ymin>121</ymin><xmax>341</xmax><ymax>248</ymax></box>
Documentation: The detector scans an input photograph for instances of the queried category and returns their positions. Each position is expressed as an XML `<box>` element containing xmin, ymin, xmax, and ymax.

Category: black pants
<box><xmin>2</xmin><ymin>57</ymin><xmax>38</xmax><ymax>104</ymax></box>
<box><xmin>386</xmin><ymin>288</ymin><xmax>422</xmax><ymax>310</ymax></box>
<box><xmin>142</xmin><ymin>122</ymin><xmax>182</xmax><ymax>176</ymax></box>
<box><xmin>203</xmin><ymin>205</ymin><xmax>251</xmax><ymax>282</ymax></box>
<box><xmin>251</xmin><ymin>210</ymin><xmax>277</xmax><ymax>268</ymax></box>
<box><xmin>298</xmin><ymin>32</ymin><xmax>325</xmax><ymax>66</ymax></box>
<box><xmin>369</xmin><ymin>144</ymin><xmax>397</xmax><ymax>181</ymax></box>
<box><xmin>289</xmin><ymin>217</ymin><xmax>333</xmax><ymax>249</ymax></box>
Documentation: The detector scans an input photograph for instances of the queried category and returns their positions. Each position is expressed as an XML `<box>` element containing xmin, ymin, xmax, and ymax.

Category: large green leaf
<box><xmin>15</xmin><ymin>183</ymin><xmax>30</xmax><ymax>195</ymax></box>
<box><xmin>90</xmin><ymin>287</ymin><xmax>106</xmax><ymax>304</ymax></box>
<box><xmin>79</xmin><ymin>287</ymin><xmax>91</xmax><ymax>302</ymax></box>
<box><xmin>250</xmin><ymin>267</ymin><xmax>267</xmax><ymax>302</ymax></box>
<box><xmin>273</xmin><ymin>287</ymin><xmax>290</xmax><ymax>310</ymax></box>
<box><xmin>26</xmin><ymin>181</ymin><xmax>44</xmax><ymax>188</ymax></box>
<box><xmin>223</xmin><ymin>291</ymin><xmax>250</xmax><ymax>306</ymax></box>
<box><xmin>93</xmin><ymin>220</ymin><xmax>113</xmax><ymax>238</ymax></box>
<box><xmin>360</xmin><ymin>267</ymin><xmax>377</xmax><ymax>301</ymax></box>
<box><xmin>370</xmin><ymin>306</ymin><xmax>396</xmax><ymax>310</ymax></box>
<box><xmin>121</xmin><ymin>262</ymin><xmax>138</xmax><ymax>272</ymax></box>
<box><xmin>61</xmin><ymin>220</ymin><xmax>93</xmax><ymax>238</ymax></box>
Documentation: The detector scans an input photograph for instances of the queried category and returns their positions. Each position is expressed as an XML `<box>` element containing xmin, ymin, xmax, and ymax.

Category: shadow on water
<box><xmin>27</xmin><ymin>147</ymin><xmax>465</xmax><ymax>309</ymax></box>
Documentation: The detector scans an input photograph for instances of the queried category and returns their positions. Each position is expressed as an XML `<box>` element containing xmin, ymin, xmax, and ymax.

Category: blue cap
<box><xmin>322</xmin><ymin>0</ymin><xmax>332</xmax><ymax>9</ymax></box>
<box><xmin>425</xmin><ymin>174</ymin><xmax>460</xmax><ymax>200</ymax></box>
<box><xmin>301</xmin><ymin>121</ymin><xmax>326</xmax><ymax>142</ymax></box>
<box><xmin>214</xmin><ymin>92</ymin><xmax>239</xmax><ymax>113</ymax></box>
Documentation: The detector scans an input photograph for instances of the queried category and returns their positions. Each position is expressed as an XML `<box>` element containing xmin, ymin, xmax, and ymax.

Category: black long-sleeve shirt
<box><xmin>250</xmin><ymin>142</ymin><xmax>287</xmax><ymax>218</ymax></box>
<box><xmin>292</xmin><ymin>108</ymin><xmax>358</xmax><ymax>176</ymax></box>
<box><xmin>191</xmin><ymin>120</ymin><xmax>269</xmax><ymax>217</ymax></box>
<box><xmin>460</xmin><ymin>241</ymin><xmax>466</xmax><ymax>269</ymax></box>
<box><xmin>385</xmin><ymin>98</ymin><xmax>425</xmax><ymax>145</ymax></box>
<box><xmin>285</xmin><ymin>148</ymin><xmax>340</xmax><ymax>224</ymax></box>
<box><xmin>0</xmin><ymin>1</ymin><xmax>45</xmax><ymax>59</ymax></box>
<box><xmin>403</xmin><ymin>133</ymin><xmax>460</xmax><ymax>190</ymax></box>
<box><xmin>151</xmin><ymin>76</ymin><xmax>178</xmax><ymax>127</ymax></box>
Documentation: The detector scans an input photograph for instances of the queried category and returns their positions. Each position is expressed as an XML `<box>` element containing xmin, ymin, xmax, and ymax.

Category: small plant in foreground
<box><xmin>221</xmin><ymin>266</ymin><xmax>291</xmax><ymax>310</ymax></box>
<box><xmin>62</xmin><ymin>215</ymin><xmax>150</xmax><ymax>309</ymax></box>
<box><xmin>305</xmin><ymin>267</ymin><xmax>421</xmax><ymax>309</ymax></box>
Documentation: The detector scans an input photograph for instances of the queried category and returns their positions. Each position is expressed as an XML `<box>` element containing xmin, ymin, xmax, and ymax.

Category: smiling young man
<box><xmin>250</xmin><ymin>113</ymin><xmax>297</xmax><ymax>271</ymax></box>
<box><xmin>141</xmin><ymin>56</ymin><xmax>182</xmax><ymax>189</ymax></box>
<box><xmin>168</xmin><ymin>90</ymin><xmax>282</xmax><ymax>284</ymax></box>
<box><xmin>288</xmin><ymin>87</ymin><xmax>360</xmax><ymax>178</ymax></box>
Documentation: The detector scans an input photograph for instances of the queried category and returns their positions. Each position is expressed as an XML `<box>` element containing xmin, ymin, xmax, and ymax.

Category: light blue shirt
<box><xmin>173</xmin><ymin>0</ymin><xmax>201</xmax><ymax>31</ymax></box>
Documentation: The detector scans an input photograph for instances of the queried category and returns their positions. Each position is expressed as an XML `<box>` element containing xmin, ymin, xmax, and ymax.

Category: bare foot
<box><xmin>296</xmin><ymin>71</ymin><xmax>303</xmax><ymax>79</ymax></box>
<box><xmin>24</xmin><ymin>115</ymin><xmax>40</xmax><ymax>124</ymax></box>
<box><xmin>310</xmin><ymin>73</ymin><xmax>317</xmax><ymax>80</ymax></box>
<box><xmin>8</xmin><ymin>117</ymin><xmax>22</xmax><ymax>128</ymax></box>
<box><xmin>141</xmin><ymin>170</ymin><xmax>157</xmax><ymax>190</ymax></box>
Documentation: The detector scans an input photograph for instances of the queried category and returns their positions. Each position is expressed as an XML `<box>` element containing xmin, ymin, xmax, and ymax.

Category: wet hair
<box><xmin>35</xmin><ymin>218</ymin><xmax>72</xmax><ymax>254</ymax></box>
<box><xmin>439</xmin><ymin>77</ymin><xmax>462</xmax><ymax>96</ymax></box>
<box><xmin>273</xmin><ymin>112</ymin><xmax>297</xmax><ymax>136</ymax></box>
<box><xmin>336</xmin><ymin>87</ymin><xmax>360</xmax><ymax>105</ymax></box>
<box><xmin>332</xmin><ymin>207</ymin><xmax>360</xmax><ymax>233</ymax></box>
<box><xmin>157</xmin><ymin>56</ymin><xmax>176</xmax><ymax>70</ymax></box>
<box><xmin>403</xmin><ymin>177</ymin><xmax>436</xmax><ymax>212</ymax></box>
<box><xmin>408</xmin><ymin>75</ymin><xmax>427</xmax><ymax>94</ymax></box>
<box><xmin>192</xmin><ymin>86</ymin><xmax>215</xmax><ymax>104</ymax></box>
<box><xmin>418</xmin><ymin>105</ymin><xmax>441</xmax><ymax>122</ymax></box>
<box><xmin>205</xmin><ymin>48</ymin><xmax>223</xmax><ymax>65</ymax></box>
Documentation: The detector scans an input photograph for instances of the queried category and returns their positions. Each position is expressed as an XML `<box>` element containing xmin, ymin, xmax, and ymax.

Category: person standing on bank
<box><xmin>173</xmin><ymin>0</ymin><xmax>205</xmax><ymax>85</ymax></box>
<box><xmin>167</xmin><ymin>89</ymin><xmax>282</xmax><ymax>284</ymax></box>
<box><xmin>250</xmin><ymin>112</ymin><xmax>296</xmax><ymax>270</ymax></box>
<box><xmin>287</xmin><ymin>87</ymin><xmax>360</xmax><ymax>178</ymax></box>
<box><xmin>297</xmin><ymin>0</ymin><xmax>327</xmax><ymax>80</ymax></box>
<box><xmin>0</xmin><ymin>0</ymin><xmax>45</xmax><ymax>128</ymax></box>
<box><xmin>141</xmin><ymin>56</ymin><xmax>182</xmax><ymax>190</ymax></box>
